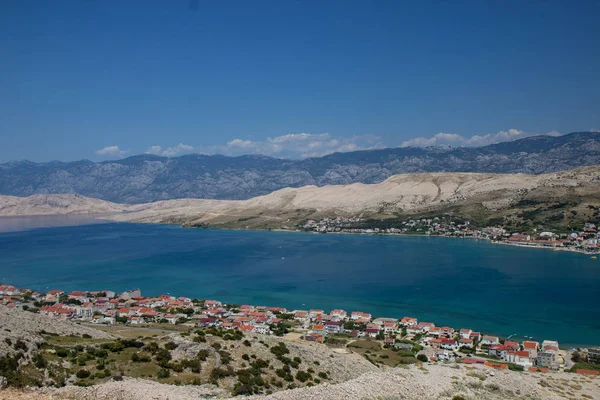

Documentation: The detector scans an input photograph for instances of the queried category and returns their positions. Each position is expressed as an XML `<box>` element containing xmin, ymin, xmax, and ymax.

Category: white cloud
<box><xmin>400</xmin><ymin>129</ymin><xmax>563</xmax><ymax>148</ymax></box>
<box><xmin>146</xmin><ymin>133</ymin><xmax>383</xmax><ymax>159</ymax></box>
<box><xmin>146</xmin><ymin>143</ymin><xmax>195</xmax><ymax>157</ymax></box>
<box><xmin>220</xmin><ymin>133</ymin><xmax>383</xmax><ymax>158</ymax></box>
<box><xmin>95</xmin><ymin>145</ymin><xmax>128</xmax><ymax>157</ymax></box>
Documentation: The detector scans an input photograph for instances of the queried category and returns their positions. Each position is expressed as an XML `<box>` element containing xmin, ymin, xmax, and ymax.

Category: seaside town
<box><xmin>298</xmin><ymin>217</ymin><xmax>600</xmax><ymax>254</ymax></box>
<box><xmin>1</xmin><ymin>283</ymin><xmax>599</xmax><ymax>378</ymax></box>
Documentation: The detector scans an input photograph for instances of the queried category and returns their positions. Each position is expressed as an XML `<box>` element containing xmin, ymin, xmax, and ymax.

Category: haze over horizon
<box><xmin>1</xmin><ymin>1</ymin><xmax>599</xmax><ymax>162</ymax></box>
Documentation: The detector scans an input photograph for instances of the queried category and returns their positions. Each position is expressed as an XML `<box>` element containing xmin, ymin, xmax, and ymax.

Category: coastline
<box><xmin>2</xmin><ymin>216</ymin><xmax>593</xmax><ymax>345</ymax></box>
<box><xmin>269</xmin><ymin>227</ymin><xmax>600</xmax><ymax>257</ymax></box>
<box><xmin>1</xmin><ymin>211</ymin><xmax>598</xmax><ymax>257</ymax></box>
<box><xmin>3</xmin><ymin>280</ymin><xmax>599</xmax><ymax>349</ymax></box>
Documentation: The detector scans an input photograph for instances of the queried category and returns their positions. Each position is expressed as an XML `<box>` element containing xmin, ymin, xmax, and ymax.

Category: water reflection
<box><xmin>0</xmin><ymin>215</ymin><xmax>110</xmax><ymax>232</ymax></box>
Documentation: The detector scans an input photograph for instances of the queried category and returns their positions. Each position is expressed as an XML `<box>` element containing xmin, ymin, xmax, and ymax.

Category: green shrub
<box><xmin>156</xmin><ymin>368</ymin><xmax>170</xmax><ymax>379</ymax></box>
<box><xmin>295</xmin><ymin>370</ymin><xmax>312</xmax><ymax>382</ymax></box>
<box><xmin>270</xmin><ymin>342</ymin><xmax>290</xmax><ymax>357</ymax></box>
<box><xmin>164</xmin><ymin>342</ymin><xmax>178</xmax><ymax>350</ymax></box>
<box><xmin>76</xmin><ymin>369</ymin><xmax>90</xmax><ymax>379</ymax></box>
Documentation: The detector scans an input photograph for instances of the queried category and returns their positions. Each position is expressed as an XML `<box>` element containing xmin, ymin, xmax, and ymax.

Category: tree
<box><xmin>417</xmin><ymin>354</ymin><xmax>428</xmax><ymax>362</ymax></box>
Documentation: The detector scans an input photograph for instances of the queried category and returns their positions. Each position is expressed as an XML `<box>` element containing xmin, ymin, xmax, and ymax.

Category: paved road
<box><xmin>563</xmin><ymin>350</ymin><xmax>574</xmax><ymax>370</ymax></box>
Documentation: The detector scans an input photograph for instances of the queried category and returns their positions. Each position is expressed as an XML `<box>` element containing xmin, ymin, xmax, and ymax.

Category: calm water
<box><xmin>0</xmin><ymin>220</ymin><xmax>599</xmax><ymax>347</ymax></box>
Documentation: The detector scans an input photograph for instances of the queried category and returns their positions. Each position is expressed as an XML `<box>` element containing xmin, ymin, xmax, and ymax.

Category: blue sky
<box><xmin>1</xmin><ymin>0</ymin><xmax>599</xmax><ymax>161</ymax></box>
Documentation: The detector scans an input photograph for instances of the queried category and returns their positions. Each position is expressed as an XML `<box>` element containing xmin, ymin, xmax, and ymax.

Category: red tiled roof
<box><xmin>577</xmin><ymin>369</ymin><xmax>599</xmax><ymax>376</ymax></box>
<box><xmin>529</xmin><ymin>367</ymin><xmax>549</xmax><ymax>373</ymax></box>
<box><xmin>484</xmin><ymin>361</ymin><xmax>508</xmax><ymax>369</ymax></box>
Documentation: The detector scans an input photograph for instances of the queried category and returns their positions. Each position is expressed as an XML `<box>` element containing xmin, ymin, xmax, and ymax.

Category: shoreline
<box><xmin>269</xmin><ymin>227</ymin><xmax>599</xmax><ymax>257</ymax></box>
<box><xmin>2</xmin><ymin>213</ymin><xmax>597</xmax><ymax>257</ymax></box>
<box><xmin>3</xmin><ymin>280</ymin><xmax>599</xmax><ymax>350</ymax></box>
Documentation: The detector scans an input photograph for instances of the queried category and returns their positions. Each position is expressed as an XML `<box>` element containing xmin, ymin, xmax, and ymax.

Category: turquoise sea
<box><xmin>0</xmin><ymin>219</ymin><xmax>599</xmax><ymax>347</ymax></box>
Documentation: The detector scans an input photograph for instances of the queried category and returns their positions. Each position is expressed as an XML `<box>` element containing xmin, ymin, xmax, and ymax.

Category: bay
<box><xmin>0</xmin><ymin>220</ymin><xmax>598</xmax><ymax>347</ymax></box>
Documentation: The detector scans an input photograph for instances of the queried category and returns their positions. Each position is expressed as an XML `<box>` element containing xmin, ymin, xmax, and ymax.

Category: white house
<box><xmin>506</xmin><ymin>351</ymin><xmax>533</xmax><ymax>368</ymax></box>
<box><xmin>459</xmin><ymin>329</ymin><xmax>472</xmax><ymax>339</ymax></box>
<box><xmin>252</xmin><ymin>325</ymin><xmax>271</xmax><ymax>335</ymax></box>
<box><xmin>440</xmin><ymin>339</ymin><xmax>459</xmax><ymax>351</ymax></box>
<box><xmin>480</xmin><ymin>335</ymin><xmax>500</xmax><ymax>345</ymax></box>
<box><xmin>128</xmin><ymin>316</ymin><xmax>145</xmax><ymax>325</ymax></box>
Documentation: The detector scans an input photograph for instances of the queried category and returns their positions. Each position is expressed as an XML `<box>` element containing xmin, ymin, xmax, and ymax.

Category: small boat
<box><xmin>592</xmin><ymin>256</ymin><xmax>597</xmax><ymax>259</ymax></box>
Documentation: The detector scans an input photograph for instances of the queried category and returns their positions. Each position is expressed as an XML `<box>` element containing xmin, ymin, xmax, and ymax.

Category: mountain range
<box><xmin>3</xmin><ymin>166</ymin><xmax>599</xmax><ymax>232</ymax></box>
<box><xmin>1</xmin><ymin>131</ymin><xmax>599</xmax><ymax>204</ymax></box>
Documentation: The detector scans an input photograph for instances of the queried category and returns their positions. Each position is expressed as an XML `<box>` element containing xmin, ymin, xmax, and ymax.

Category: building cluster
<box><xmin>1</xmin><ymin>283</ymin><xmax>599</xmax><ymax>372</ymax></box>
<box><xmin>502</xmin><ymin>222</ymin><xmax>599</xmax><ymax>252</ymax></box>
<box><xmin>299</xmin><ymin>217</ymin><xmax>600</xmax><ymax>253</ymax></box>
<box><xmin>301</xmin><ymin>217</ymin><xmax>364</xmax><ymax>233</ymax></box>
<box><xmin>0</xmin><ymin>285</ymin><xmax>290</xmax><ymax>336</ymax></box>
<box><xmin>301</xmin><ymin>217</ymin><xmax>476</xmax><ymax>236</ymax></box>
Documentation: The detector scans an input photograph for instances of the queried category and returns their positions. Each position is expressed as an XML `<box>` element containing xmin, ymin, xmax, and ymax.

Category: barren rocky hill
<box><xmin>3</xmin><ymin>363</ymin><xmax>598</xmax><ymax>400</ymax></box>
<box><xmin>0</xmin><ymin>305</ymin><xmax>113</xmax><ymax>358</ymax></box>
<box><xmin>2</xmin><ymin>166</ymin><xmax>600</xmax><ymax>230</ymax></box>
<box><xmin>0</xmin><ymin>194</ymin><xmax>126</xmax><ymax>217</ymax></box>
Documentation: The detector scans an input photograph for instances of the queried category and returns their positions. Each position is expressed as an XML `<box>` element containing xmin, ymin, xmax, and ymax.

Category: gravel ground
<box><xmin>242</xmin><ymin>363</ymin><xmax>600</xmax><ymax>400</ymax></box>
<box><xmin>3</xmin><ymin>363</ymin><xmax>598</xmax><ymax>400</ymax></box>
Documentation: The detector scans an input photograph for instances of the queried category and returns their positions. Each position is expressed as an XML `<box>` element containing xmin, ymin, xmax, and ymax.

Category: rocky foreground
<box><xmin>0</xmin><ymin>306</ymin><xmax>599</xmax><ymax>400</ymax></box>
<box><xmin>2</xmin><ymin>362</ymin><xmax>599</xmax><ymax>400</ymax></box>
<box><xmin>0</xmin><ymin>306</ymin><xmax>112</xmax><ymax>357</ymax></box>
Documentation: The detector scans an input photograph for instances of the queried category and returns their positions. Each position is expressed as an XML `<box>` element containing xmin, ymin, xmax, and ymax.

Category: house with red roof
<box><xmin>68</xmin><ymin>291</ymin><xmax>88</xmax><ymax>302</ymax></box>
<box><xmin>198</xmin><ymin>317</ymin><xmax>218</xmax><ymax>327</ymax></box>
<box><xmin>459</xmin><ymin>338</ymin><xmax>474</xmax><ymax>348</ymax></box>
<box><xmin>324</xmin><ymin>320</ymin><xmax>342</xmax><ymax>334</ymax></box>
<box><xmin>45</xmin><ymin>290</ymin><xmax>64</xmax><ymax>302</ymax></box>
<box><xmin>484</xmin><ymin>361</ymin><xmax>508</xmax><ymax>370</ymax></box>
<box><xmin>489</xmin><ymin>344</ymin><xmax>512</xmax><ymax>359</ymax></box>
<box><xmin>428</xmin><ymin>327</ymin><xmax>442</xmax><ymax>337</ymax></box>
<box><xmin>523</xmin><ymin>341</ymin><xmax>539</xmax><ymax>357</ymax></box>
<box><xmin>303</xmin><ymin>334</ymin><xmax>324</xmax><ymax>343</ymax></box>
<box><xmin>329</xmin><ymin>309</ymin><xmax>347</xmax><ymax>320</ymax></box>
<box><xmin>163</xmin><ymin>314</ymin><xmax>179</xmax><ymax>324</ymax></box>
<box><xmin>459</xmin><ymin>328</ymin><xmax>472</xmax><ymax>339</ymax></box>
<box><xmin>440</xmin><ymin>338</ymin><xmax>459</xmax><ymax>351</ymax></box>
<box><xmin>417</xmin><ymin>322</ymin><xmax>435</xmax><ymax>332</ymax></box>
<box><xmin>401</xmin><ymin>317</ymin><xmax>418</xmax><ymax>327</ymax></box>
<box><xmin>0</xmin><ymin>285</ymin><xmax>20</xmax><ymax>296</ymax></box>
<box><xmin>504</xmin><ymin>341</ymin><xmax>520</xmax><ymax>350</ymax></box>
<box><xmin>351</xmin><ymin>311</ymin><xmax>371</xmax><ymax>321</ymax></box>
<box><xmin>312</xmin><ymin>324</ymin><xmax>326</xmax><ymax>335</ymax></box>
<box><xmin>127</xmin><ymin>316</ymin><xmax>145</xmax><ymax>325</ymax></box>
<box><xmin>506</xmin><ymin>350</ymin><xmax>533</xmax><ymax>367</ymax></box>
<box><xmin>294</xmin><ymin>310</ymin><xmax>308</xmax><ymax>320</ymax></box>
<box><xmin>204</xmin><ymin>300</ymin><xmax>222</xmax><ymax>309</ymax></box>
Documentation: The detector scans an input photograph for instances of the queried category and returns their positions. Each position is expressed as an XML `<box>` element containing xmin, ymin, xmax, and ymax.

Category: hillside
<box><xmin>0</xmin><ymin>194</ymin><xmax>126</xmax><ymax>216</ymax></box>
<box><xmin>1</xmin><ymin>305</ymin><xmax>598</xmax><ymax>400</ymax></box>
<box><xmin>2</xmin><ymin>166</ymin><xmax>600</xmax><ymax>231</ymax></box>
<box><xmin>1</xmin><ymin>132</ymin><xmax>599</xmax><ymax>203</ymax></box>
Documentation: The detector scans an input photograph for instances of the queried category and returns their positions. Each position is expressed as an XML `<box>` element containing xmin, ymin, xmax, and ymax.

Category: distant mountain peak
<box><xmin>1</xmin><ymin>131</ymin><xmax>599</xmax><ymax>203</ymax></box>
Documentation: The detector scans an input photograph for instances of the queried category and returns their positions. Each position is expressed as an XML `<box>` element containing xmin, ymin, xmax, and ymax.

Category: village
<box><xmin>299</xmin><ymin>217</ymin><xmax>600</xmax><ymax>254</ymax></box>
<box><xmin>1</xmin><ymin>283</ymin><xmax>599</xmax><ymax>378</ymax></box>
